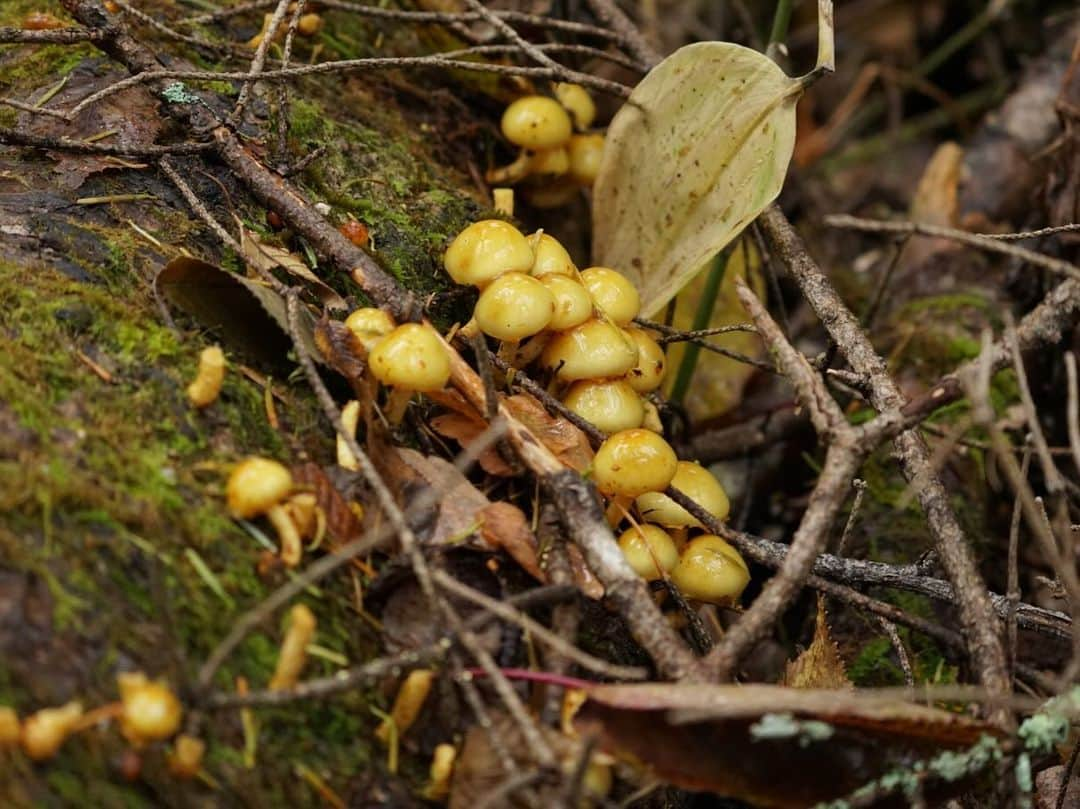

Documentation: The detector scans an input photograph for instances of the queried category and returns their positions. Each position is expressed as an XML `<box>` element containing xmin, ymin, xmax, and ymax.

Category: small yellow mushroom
<box><xmin>0</xmin><ymin>706</ymin><xmax>20</xmax><ymax>747</ymax></box>
<box><xmin>336</xmin><ymin>399</ymin><xmax>361</xmax><ymax>471</ymax></box>
<box><xmin>580</xmin><ymin>267</ymin><xmax>640</xmax><ymax>325</ymax></box>
<box><xmin>117</xmin><ymin>672</ymin><xmax>183</xmax><ymax>745</ymax></box>
<box><xmin>624</xmin><ymin>328</ymin><xmax>666</xmax><ymax>393</ymax></box>
<box><xmin>617</xmin><ymin>523</ymin><xmax>679</xmax><ymax>581</ymax></box>
<box><xmin>368</xmin><ymin>324</ymin><xmax>452</xmax><ymax>423</ymax></box>
<box><xmin>421</xmin><ymin>742</ymin><xmax>457</xmax><ymax>801</ymax></box>
<box><xmin>641</xmin><ymin>399</ymin><xmax>664</xmax><ymax>433</ymax></box>
<box><xmin>269</xmin><ymin>603</ymin><xmax>317</xmax><ymax>691</ymax></box>
<box><xmin>541</xmin><ymin>319</ymin><xmax>639</xmax><ymax>382</ymax></box>
<box><xmin>553</xmin><ymin>83</ymin><xmax>596</xmax><ymax>131</ymax></box>
<box><xmin>344</xmin><ymin>308</ymin><xmax>395</xmax><ymax>355</ymax></box>
<box><xmin>566</xmin><ymin>133</ymin><xmax>605</xmax><ymax>186</ymax></box>
<box><xmin>443</xmin><ymin>220</ymin><xmax>533</xmax><ymax>288</ymax></box>
<box><xmin>186</xmin><ymin>345</ymin><xmax>226</xmax><ymax>408</ymax></box>
<box><xmin>226</xmin><ymin>457</ymin><xmax>302</xmax><ymax>567</ymax></box>
<box><xmin>20</xmin><ymin>701</ymin><xmax>83</xmax><ymax>761</ymax></box>
<box><xmin>528</xmin><ymin>231</ymin><xmax>578</xmax><ymax>278</ymax></box>
<box><xmin>473</xmin><ymin>271</ymin><xmax>556</xmax><ymax>343</ymax></box>
<box><xmin>375</xmin><ymin>668</ymin><xmax>435</xmax><ymax>744</ymax></box>
<box><xmin>592</xmin><ymin>429</ymin><xmax>678</xmax><ymax>499</ymax></box>
<box><xmin>167</xmin><ymin>734</ymin><xmax>206</xmax><ymax>779</ymax></box>
<box><xmin>562</xmin><ymin>379</ymin><xmax>645</xmax><ymax>435</ymax></box>
<box><xmin>296</xmin><ymin>12</ymin><xmax>322</xmax><ymax>36</ymax></box>
<box><xmin>670</xmin><ymin>534</ymin><xmax>750</xmax><ymax>605</ymax></box>
<box><xmin>501</xmin><ymin>96</ymin><xmax>573</xmax><ymax>150</ymax></box>
<box><xmin>635</xmin><ymin>461</ymin><xmax>730</xmax><ymax>529</ymax></box>
<box><xmin>539</xmin><ymin>274</ymin><xmax>593</xmax><ymax>332</ymax></box>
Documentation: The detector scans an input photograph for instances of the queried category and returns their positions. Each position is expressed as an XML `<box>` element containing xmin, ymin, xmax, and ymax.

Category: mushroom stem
<box><xmin>496</xmin><ymin>339</ymin><xmax>520</xmax><ymax>367</ymax></box>
<box><xmin>512</xmin><ymin>332</ymin><xmax>552</xmax><ymax>367</ymax></box>
<box><xmin>457</xmin><ymin>316</ymin><xmax>481</xmax><ymax>340</ymax></box>
<box><xmin>267</xmin><ymin>504</ymin><xmax>303</xmax><ymax>568</ymax></box>
<box><xmin>383</xmin><ymin>387</ymin><xmax>413</xmax><ymax>425</ymax></box>
<box><xmin>485</xmin><ymin>149</ymin><xmax>533</xmax><ymax>185</ymax></box>
<box><xmin>670</xmin><ymin>526</ymin><xmax>689</xmax><ymax>551</ymax></box>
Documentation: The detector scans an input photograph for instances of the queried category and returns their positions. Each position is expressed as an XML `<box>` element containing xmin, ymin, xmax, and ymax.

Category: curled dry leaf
<box><xmin>781</xmin><ymin>596</ymin><xmax>851</xmax><ymax>690</ymax></box>
<box><xmin>573</xmin><ymin>682</ymin><xmax>1000</xmax><ymax>808</ymax></box>
<box><xmin>313</xmin><ymin>316</ymin><xmax>368</xmax><ymax>391</ymax></box>
<box><xmin>478</xmin><ymin>501</ymin><xmax>542</xmax><ymax>580</ymax></box>
<box><xmin>156</xmin><ymin>256</ymin><xmax>321</xmax><ymax>367</ymax></box>
<box><xmin>292</xmin><ymin>463</ymin><xmax>363</xmax><ymax>548</ymax></box>
<box><xmin>240</xmin><ymin>227</ymin><xmax>347</xmax><ymax>311</ymax></box>
<box><xmin>593</xmin><ymin>41</ymin><xmax>801</xmax><ymax>316</ymax></box>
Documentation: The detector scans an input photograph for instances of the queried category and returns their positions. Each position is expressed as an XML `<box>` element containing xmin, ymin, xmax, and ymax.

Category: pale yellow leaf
<box><xmin>593</xmin><ymin>41</ymin><xmax>800</xmax><ymax>316</ymax></box>
<box><xmin>782</xmin><ymin>596</ymin><xmax>852</xmax><ymax>690</ymax></box>
<box><xmin>241</xmin><ymin>228</ymin><xmax>346</xmax><ymax>310</ymax></box>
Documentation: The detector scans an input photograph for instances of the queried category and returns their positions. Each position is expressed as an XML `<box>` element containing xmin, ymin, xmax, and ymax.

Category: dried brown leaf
<box><xmin>429</xmin><ymin>412</ymin><xmax>514</xmax><ymax>477</ymax></box>
<box><xmin>478</xmin><ymin>501</ymin><xmax>542</xmax><ymax>580</ymax></box>
<box><xmin>292</xmin><ymin>463</ymin><xmax>363</xmax><ymax>548</ymax></box>
<box><xmin>240</xmin><ymin>228</ymin><xmax>346</xmax><ymax>310</ymax></box>
<box><xmin>782</xmin><ymin>597</ymin><xmax>851</xmax><ymax>690</ymax></box>
<box><xmin>503</xmin><ymin>394</ymin><xmax>593</xmax><ymax>472</ymax></box>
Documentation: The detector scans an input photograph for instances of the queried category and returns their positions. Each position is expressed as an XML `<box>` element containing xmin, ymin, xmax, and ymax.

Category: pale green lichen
<box><xmin>749</xmin><ymin>713</ymin><xmax>834</xmax><ymax>747</ymax></box>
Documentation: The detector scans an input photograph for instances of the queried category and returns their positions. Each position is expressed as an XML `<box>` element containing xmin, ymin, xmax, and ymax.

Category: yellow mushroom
<box><xmin>168</xmin><ymin>734</ymin><xmax>206</xmax><ymax>779</ymax></box>
<box><xmin>580</xmin><ymin>267</ymin><xmax>640</xmax><ymax>326</ymax></box>
<box><xmin>567</xmin><ymin>133</ymin><xmax>605</xmax><ymax>186</ymax></box>
<box><xmin>540</xmin><ymin>319</ymin><xmax>638</xmax><ymax>382</ymax></box>
<box><xmin>0</xmin><ymin>706</ymin><xmax>20</xmax><ymax>747</ymax></box>
<box><xmin>501</xmin><ymin>96</ymin><xmax>573</xmax><ymax>150</ymax></box>
<box><xmin>368</xmin><ymin>324</ymin><xmax>452</xmax><ymax>423</ymax></box>
<box><xmin>670</xmin><ymin>534</ymin><xmax>750</xmax><ymax>605</ymax></box>
<box><xmin>117</xmin><ymin>672</ymin><xmax>183</xmax><ymax>745</ymax></box>
<box><xmin>20</xmin><ymin>701</ymin><xmax>83</xmax><ymax>761</ymax></box>
<box><xmin>553</xmin><ymin>83</ymin><xmax>596</xmax><ymax>130</ymax></box>
<box><xmin>562</xmin><ymin>379</ymin><xmax>645</xmax><ymax>435</ymax></box>
<box><xmin>226</xmin><ymin>457</ymin><xmax>302</xmax><ymax>568</ymax></box>
<box><xmin>617</xmin><ymin>523</ymin><xmax>679</xmax><ymax>581</ymax></box>
<box><xmin>344</xmin><ymin>307</ymin><xmax>396</xmax><ymax>355</ymax></box>
<box><xmin>443</xmin><ymin>220</ymin><xmax>534</xmax><ymax>288</ymax></box>
<box><xmin>187</xmin><ymin>345</ymin><xmax>226</xmax><ymax>408</ymax></box>
<box><xmin>375</xmin><ymin>668</ymin><xmax>435</xmax><ymax>744</ymax></box>
<box><xmin>528</xmin><ymin>231</ymin><xmax>578</xmax><ymax>277</ymax></box>
<box><xmin>624</xmin><ymin>328</ymin><xmax>666</xmax><ymax>393</ymax></box>
<box><xmin>635</xmin><ymin>461</ymin><xmax>730</xmax><ymax>529</ymax></box>
<box><xmin>592</xmin><ymin>429</ymin><xmax>678</xmax><ymax>499</ymax></box>
<box><xmin>269</xmin><ymin>603</ymin><xmax>317</xmax><ymax>691</ymax></box>
<box><xmin>539</xmin><ymin>274</ymin><xmax>593</xmax><ymax>332</ymax></box>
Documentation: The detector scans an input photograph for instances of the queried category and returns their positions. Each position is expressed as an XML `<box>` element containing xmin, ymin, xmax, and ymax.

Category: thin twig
<box><xmin>1065</xmin><ymin>353</ymin><xmax>1080</xmax><ymax>480</ymax></box>
<box><xmin>878</xmin><ymin>617</ymin><xmax>914</xmax><ymax>687</ymax></box>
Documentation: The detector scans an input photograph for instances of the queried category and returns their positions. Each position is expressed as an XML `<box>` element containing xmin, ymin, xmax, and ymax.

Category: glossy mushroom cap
<box><xmin>670</xmin><ymin>535</ymin><xmax>749</xmax><ymax>605</ymax></box>
<box><xmin>528</xmin><ymin>147</ymin><xmax>570</xmax><ymax>177</ymax></box>
<box><xmin>541</xmin><ymin>319</ymin><xmax>638</xmax><ymax>381</ymax></box>
<box><xmin>118</xmin><ymin>672</ymin><xmax>183</xmax><ymax>743</ymax></box>
<box><xmin>592</xmin><ymin>429</ymin><xmax>678</xmax><ymax>498</ymax></box>
<box><xmin>562</xmin><ymin>379</ymin><xmax>644</xmax><ymax>435</ymax></box>
<box><xmin>473</xmin><ymin>272</ymin><xmax>556</xmax><ymax>341</ymax></box>
<box><xmin>567</xmin><ymin>133</ymin><xmax>605</xmax><ymax>186</ymax></box>
<box><xmin>554</xmin><ymin>83</ymin><xmax>596</xmax><ymax>130</ymax></box>
<box><xmin>226</xmin><ymin>457</ymin><xmax>293</xmax><ymax>520</ymax></box>
<box><xmin>501</xmin><ymin>96</ymin><xmax>573</xmax><ymax>150</ymax></box>
<box><xmin>635</xmin><ymin>461</ymin><xmax>730</xmax><ymax>528</ymax></box>
<box><xmin>528</xmin><ymin>231</ymin><xmax>578</xmax><ymax>277</ymax></box>
<box><xmin>618</xmin><ymin>524</ymin><xmax>679</xmax><ymax>580</ymax></box>
<box><xmin>368</xmin><ymin>324</ymin><xmax>451</xmax><ymax>392</ymax></box>
<box><xmin>624</xmin><ymin>327</ymin><xmax>666</xmax><ymax>393</ymax></box>
<box><xmin>539</xmin><ymin>274</ymin><xmax>593</xmax><ymax>331</ymax></box>
<box><xmin>20</xmin><ymin>702</ymin><xmax>83</xmax><ymax>761</ymax></box>
<box><xmin>444</xmin><ymin>220</ymin><xmax>533</xmax><ymax>288</ymax></box>
<box><xmin>345</xmin><ymin>307</ymin><xmax>395</xmax><ymax>354</ymax></box>
<box><xmin>581</xmin><ymin>267</ymin><xmax>640</xmax><ymax>325</ymax></box>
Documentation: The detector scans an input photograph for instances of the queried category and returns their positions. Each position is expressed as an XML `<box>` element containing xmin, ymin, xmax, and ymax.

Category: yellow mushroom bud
<box><xmin>580</xmin><ymin>267</ymin><xmax>640</xmax><ymax>325</ymax></box>
<box><xmin>296</xmin><ymin>12</ymin><xmax>322</xmax><ymax>36</ymax></box>
<box><xmin>541</xmin><ymin>319</ymin><xmax>638</xmax><ymax>381</ymax></box>
<box><xmin>186</xmin><ymin>345</ymin><xmax>226</xmax><ymax>408</ymax></box>
<box><xmin>539</xmin><ymin>274</ymin><xmax>593</xmax><ymax>331</ymax></box>
<box><xmin>336</xmin><ymin>399</ymin><xmax>361</xmax><ymax>471</ymax></box>
<box><xmin>641</xmin><ymin>399</ymin><xmax>663</xmax><ymax>433</ymax></box>
<box><xmin>636</xmin><ymin>461</ymin><xmax>730</xmax><ymax>528</ymax></box>
<box><xmin>473</xmin><ymin>271</ymin><xmax>556</xmax><ymax>341</ymax></box>
<box><xmin>118</xmin><ymin>672</ymin><xmax>183</xmax><ymax>744</ymax></box>
<box><xmin>20</xmin><ymin>701</ymin><xmax>83</xmax><ymax>761</ymax></box>
<box><xmin>567</xmin><ymin>133</ymin><xmax>605</xmax><ymax>186</ymax></box>
<box><xmin>562</xmin><ymin>379</ymin><xmax>644</xmax><ymax>435</ymax></box>
<box><xmin>444</xmin><ymin>220</ymin><xmax>533</xmax><ymax>288</ymax></box>
<box><xmin>369</xmin><ymin>323</ymin><xmax>452</xmax><ymax>393</ymax></box>
<box><xmin>617</xmin><ymin>524</ymin><xmax>679</xmax><ymax>581</ymax></box>
<box><xmin>528</xmin><ymin>231</ymin><xmax>578</xmax><ymax>277</ymax></box>
<box><xmin>624</xmin><ymin>328</ymin><xmax>666</xmax><ymax>393</ymax></box>
<box><xmin>168</xmin><ymin>734</ymin><xmax>206</xmax><ymax>779</ymax></box>
<box><xmin>553</xmin><ymin>83</ymin><xmax>596</xmax><ymax>130</ymax></box>
<box><xmin>226</xmin><ymin>457</ymin><xmax>301</xmax><ymax>567</ymax></box>
<box><xmin>375</xmin><ymin>669</ymin><xmax>434</xmax><ymax>744</ymax></box>
<box><xmin>592</xmin><ymin>429</ymin><xmax>678</xmax><ymax>498</ymax></box>
<box><xmin>501</xmin><ymin>96</ymin><xmax>573</xmax><ymax>150</ymax></box>
<box><xmin>269</xmin><ymin>603</ymin><xmax>317</xmax><ymax>691</ymax></box>
<box><xmin>670</xmin><ymin>534</ymin><xmax>750</xmax><ymax>605</ymax></box>
<box><xmin>0</xmin><ymin>706</ymin><xmax>20</xmax><ymax>747</ymax></box>
<box><xmin>421</xmin><ymin>742</ymin><xmax>457</xmax><ymax>801</ymax></box>
<box><xmin>344</xmin><ymin>307</ymin><xmax>395</xmax><ymax>354</ymax></box>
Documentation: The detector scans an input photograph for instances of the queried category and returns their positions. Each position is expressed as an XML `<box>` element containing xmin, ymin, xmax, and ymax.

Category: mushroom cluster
<box><xmin>441</xmin><ymin>219</ymin><xmax>750</xmax><ymax>607</ymax></box>
<box><xmin>487</xmin><ymin>84</ymin><xmax>605</xmax><ymax>206</ymax></box>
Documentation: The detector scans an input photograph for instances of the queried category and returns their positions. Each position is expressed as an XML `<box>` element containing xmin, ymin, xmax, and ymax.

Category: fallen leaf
<box><xmin>782</xmin><ymin>596</ymin><xmax>852</xmax><ymax>690</ymax></box>
<box><xmin>503</xmin><ymin>394</ymin><xmax>593</xmax><ymax>472</ymax></box>
<box><xmin>478</xmin><ymin>501</ymin><xmax>542</xmax><ymax>580</ymax></box>
<box><xmin>156</xmin><ymin>256</ymin><xmax>321</xmax><ymax>367</ymax></box>
<box><xmin>292</xmin><ymin>463</ymin><xmax>364</xmax><ymax>548</ymax></box>
<box><xmin>240</xmin><ymin>228</ymin><xmax>346</xmax><ymax>310</ymax></box>
<box><xmin>313</xmin><ymin>316</ymin><xmax>368</xmax><ymax>390</ymax></box>
<box><xmin>574</xmin><ymin>682</ymin><xmax>1001</xmax><ymax>808</ymax></box>
<box><xmin>593</xmin><ymin>41</ymin><xmax>802</xmax><ymax>315</ymax></box>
